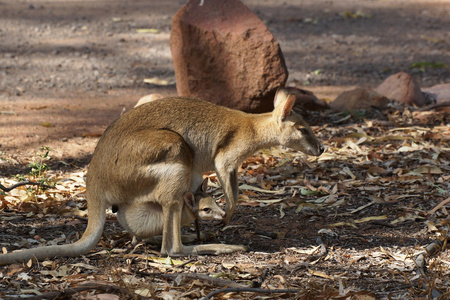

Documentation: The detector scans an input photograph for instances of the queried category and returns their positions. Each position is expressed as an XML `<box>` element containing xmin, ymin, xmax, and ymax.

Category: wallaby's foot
<box><xmin>186</xmin><ymin>244</ymin><xmax>247</xmax><ymax>256</ymax></box>
<box><xmin>222</xmin><ymin>215</ymin><xmax>232</xmax><ymax>226</ymax></box>
<box><xmin>161</xmin><ymin>244</ymin><xmax>246</xmax><ymax>257</ymax></box>
<box><xmin>131</xmin><ymin>236</ymin><xmax>140</xmax><ymax>246</ymax></box>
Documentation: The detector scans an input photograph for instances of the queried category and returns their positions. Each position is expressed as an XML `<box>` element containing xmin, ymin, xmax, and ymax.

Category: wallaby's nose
<box><xmin>319</xmin><ymin>144</ymin><xmax>325</xmax><ymax>154</ymax></box>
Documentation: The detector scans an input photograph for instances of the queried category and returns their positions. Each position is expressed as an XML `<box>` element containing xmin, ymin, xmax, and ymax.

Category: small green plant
<box><xmin>28</xmin><ymin>146</ymin><xmax>51</xmax><ymax>178</ymax></box>
<box><xmin>0</xmin><ymin>150</ymin><xmax>10</xmax><ymax>163</ymax></box>
<box><xmin>11</xmin><ymin>146</ymin><xmax>54</xmax><ymax>193</ymax></box>
<box><xmin>29</xmin><ymin>146</ymin><xmax>52</xmax><ymax>190</ymax></box>
<box><xmin>410</xmin><ymin>61</ymin><xmax>448</xmax><ymax>72</ymax></box>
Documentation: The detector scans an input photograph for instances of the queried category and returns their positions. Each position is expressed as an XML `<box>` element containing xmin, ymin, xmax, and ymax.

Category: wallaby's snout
<box><xmin>310</xmin><ymin>135</ymin><xmax>325</xmax><ymax>156</ymax></box>
<box><xmin>302</xmin><ymin>138</ymin><xmax>324</xmax><ymax>157</ymax></box>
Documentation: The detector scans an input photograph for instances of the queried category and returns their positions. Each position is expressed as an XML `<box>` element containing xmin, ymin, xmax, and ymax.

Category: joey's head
<box><xmin>183</xmin><ymin>178</ymin><xmax>225</xmax><ymax>221</ymax></box>
<box><xmin>272</xmin><ymin>88</ymin><xmax>324</xmax><ymax>156</ymax></box>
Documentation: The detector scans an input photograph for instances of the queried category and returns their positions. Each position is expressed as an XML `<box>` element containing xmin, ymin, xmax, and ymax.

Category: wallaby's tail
<box><xmin>0</xmin><ymin>201</ymin><xmax>106</xmax><ymax>266</ymax></box>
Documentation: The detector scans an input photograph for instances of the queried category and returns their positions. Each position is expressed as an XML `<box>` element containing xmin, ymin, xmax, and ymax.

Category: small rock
<box><xmin>170</xmin><ymin>0</ymin><xmax>288</xmax><ymax>113</ymax></box>
<box><xmin>285</xmin><ymin>87</ymin><xmax>329</xmax><ymax>111</ymax></box>
<box><xmin>135</xmin><ymin>94</ymin><xmax>165</xmax><ymax>107</ymax></box>
<box><xmin>422</xmin><ymin>83</ymin><xmax>450</xmax><ymax>104</ymax></box>
<box><xmin>330</xmin><ymin>88</ymin><xmax>389</xmax><ymax>111</ymax></box>
<box><xmin>374</xmin><ymin>72</ymin><xmax>428</xmax><ymax>106</ymax></box>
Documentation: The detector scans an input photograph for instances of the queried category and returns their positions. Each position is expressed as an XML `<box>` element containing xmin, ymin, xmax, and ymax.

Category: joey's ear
<box><xmin>183</xmin><ymin>192</ymin><xmax>196</xmax><ymax>211</ymax></box>
<box><xmin>200</xmin><ymin>178</ymin><xmax>209</xmax><ymax>193</ymax></box>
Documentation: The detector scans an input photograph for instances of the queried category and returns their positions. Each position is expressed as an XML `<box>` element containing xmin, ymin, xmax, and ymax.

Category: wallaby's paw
<box><xmin>181</xmin><ymin>232</ymin><xmax>206</xmax><ymax>244</ymax></box>
<box><xmin>221</xmin><ymin>215</ymin><xmax>231</xmax><ymax>226</ymax></box>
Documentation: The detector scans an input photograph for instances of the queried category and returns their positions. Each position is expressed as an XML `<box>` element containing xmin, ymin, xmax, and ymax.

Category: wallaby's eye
<box><xmin>202</xmin><ymin>208</ymin><xmax>211</xmax><ymax>213</ymax></box>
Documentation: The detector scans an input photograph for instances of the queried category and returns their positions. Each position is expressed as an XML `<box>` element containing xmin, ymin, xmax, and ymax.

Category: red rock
<box><xmin>285</xmin><ymin>87</ymin><xmax>329</xmax><ymax>111</ymax></box>
<box><xmin>422</xmin><ymin>83</ymin><xmax>450</xmax><ymax>104</ymax></box>
<box><xmin>170</xmin><ymin>0</ymin><xmax>288</xmax><ymax>113</ymax></box>
<box><xmin>374</xmin><ymin>72</ymin><xmax>428</xmax><ymax>106</ymax></box>
<box><xmin>329</xmin><ymin>88</ymin><xmax>389</xmax><ymax>111</ymax></box>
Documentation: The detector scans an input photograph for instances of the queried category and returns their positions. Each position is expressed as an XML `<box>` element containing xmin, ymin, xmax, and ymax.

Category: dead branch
<box><xmin>200</xmin><ymin>287</ymin><xmax>303</xmax><ymax>300</ymax></box>
<box><xmin>137</xmin><ymin>270</ymin><xmax>246</xmax><ymax>288</ymax></box>
<box><xmin>417</xmin><ymin>102</ymin><xmax>450</xmax><ymax>111</ymax></box>
<box><xmin>0</xmin><ymin>180</ymin><xmax>53</xmax><ymax>192</ymax></box>
<box><xmin>3</xmin><ymin>282</ymin><xmax>146</xmax><ymax>300</ymax></box>
<box><xmin>427</xmin><ymin>196</ymin><xmax>450</xmax><ymax>215</ymax></box>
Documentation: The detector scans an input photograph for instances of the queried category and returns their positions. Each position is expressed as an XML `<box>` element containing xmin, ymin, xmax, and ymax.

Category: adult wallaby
<box><xmin>0</xmin><ymin>88</ymin><xmax>323</xmax><ymax>264</ymax></box>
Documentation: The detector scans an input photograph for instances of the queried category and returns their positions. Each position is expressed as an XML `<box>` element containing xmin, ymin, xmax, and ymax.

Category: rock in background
<box><xmin>170</xmin><ymin>0</ymin><xmax>288</xmax><ymax>113</ymax></box>
<box><xmin>422</xmin><ymin>83</ymin><xmax>450</xmax><ymax>104</ymax></box>
<box><xmin>374</xmin><ymin>72</ymin><xmax>429</xmax><ymax>107</ymax></box>
<box><xmin>326</xmin><ymin>72</ymin><xmax>449</xmax><ymax>112</ymax></box>
<box><xmin>329</xmin><ymin>88</ymin><xmax>389</xmax><ymax>111</ymax></box>
<box><xmin>285</xmin><ymin>87</ymin><xmax>329</xmax><ymax>112</ymax></box>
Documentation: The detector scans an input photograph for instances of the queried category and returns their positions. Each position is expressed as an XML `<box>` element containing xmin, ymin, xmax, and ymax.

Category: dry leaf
<box><xmin>40</xmin><ymin>122</ymin><xmax>53</xmax><ymax>128</ymax></box>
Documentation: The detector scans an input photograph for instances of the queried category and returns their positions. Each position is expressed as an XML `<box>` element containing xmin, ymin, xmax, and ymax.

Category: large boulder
<box><xmin>374</xmin><ymin>72</ymin><xmax>428</xmax><ymax>106</ymax></box>
<box><xmin>170</xmin><ymin>0</ymin><xmax>288</xmax><ymax>113</ymax></box>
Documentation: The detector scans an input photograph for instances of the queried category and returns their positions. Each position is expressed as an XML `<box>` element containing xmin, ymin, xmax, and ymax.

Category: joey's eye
<box><xmin>298</xmin><ymin>127</ymin><xmax>308</xmax><ymax>135</ymax></box>
<box><xmin>202</xmin><ymin>208</ymin><xmax>211</xmax><ymax>213</ymax></box>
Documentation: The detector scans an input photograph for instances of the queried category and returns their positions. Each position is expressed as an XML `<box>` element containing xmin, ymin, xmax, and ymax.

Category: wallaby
<box><xmin>0</xmin><ymin>88</ymin><xmax>322</xmax><ymax>264</ymax></box>
<box><xmin>115</xmin><ymin>178</ymin><xmax>223</xmax><ymax>244</ymax></box>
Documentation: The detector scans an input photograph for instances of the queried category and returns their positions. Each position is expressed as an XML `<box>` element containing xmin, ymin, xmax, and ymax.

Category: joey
<box><xmin>115</xmin><ymin>178</ymin><xmax>223</xmax><ymax>244</ymax></box>
<box><xmin>0</xmin><ymin>88</ymin><xmax>322</xmax><ymax>264</ymax></box>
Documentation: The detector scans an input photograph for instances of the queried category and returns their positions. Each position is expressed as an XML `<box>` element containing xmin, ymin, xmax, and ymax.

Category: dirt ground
<box><xmin>0</xmin><ymin>0</ymin><xmax>450</xmax><ymax>299</ymax></box>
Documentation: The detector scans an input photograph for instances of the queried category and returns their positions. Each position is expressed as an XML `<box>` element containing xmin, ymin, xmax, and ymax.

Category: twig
<box><xmin>200</xmin><ymin>287</ymin><xmax>302</xmax><ymax>300</ymax></box>
<box><xmin>427</xmin><ymin>197</ymin><xmax>450</xmax><ymax>215</ymax></box>
<box><xmin>173</xmin><ymin>258</ymin><xmax>197</xmax><ymax>269</ymax></box>
<box><xmin>161</xmin><ymin>273</ymin><xmax>245</xmax><ymax>288</ymax></box>
<box><xmin>0</xmin><ymin>180</ymin><xmax>53</xmax><ymax>192</ymax></box>
<box><xmin>2</xmin><ymin>282</ymin><xmax>146</xmax><ymax>300</ymax></box>
<box><xmin>417</xmin><ymin>102</ymin><xmax>450</xmax><ymax>111</ymax></box>
<box><xmin>137</xmin><ymin>270</ymin><xmax>245</xmax><ymax>288</ymax></box>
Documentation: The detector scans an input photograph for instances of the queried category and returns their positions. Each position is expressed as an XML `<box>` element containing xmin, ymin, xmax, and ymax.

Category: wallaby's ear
<box><xmin>274</xmin><ymin>88</ymin><xmax>289</xmax><ymax>108</ymax></box>
<box><xmin>281</xmin><ymin>94</ymin><xmax>296</xmax><ymax>119</ymax></box>
<box><xmin>200</xmin><ymin>178</ymin><xmax>209</xmax><ymax>193</ymax></box>
<box><xmin>183</xmin><ymin>192</ymin><xmax>196</xmax><ymax>211</ymax></box>
<box><xmin>274</xmin><ymin>88</ymin><xmax>296</xmax><ymax>120</ymax></box>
